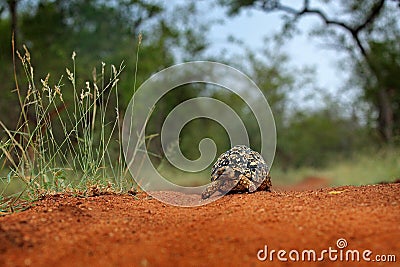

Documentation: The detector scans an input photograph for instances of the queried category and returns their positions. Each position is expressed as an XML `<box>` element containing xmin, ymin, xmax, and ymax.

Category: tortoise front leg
<box><xmin>219</xmin><ymin>175</ymin><xmax>256</xmax><ymax>193</ymax></box>
<box><xmin>202</xmin><ymin>180</ymin><xmax>224</xmax><ymax>199</ymax></box>
<box><xmin>237</xmin><ymin>175</ymin><xmax>257</xmax><ymax>192</ymax></box>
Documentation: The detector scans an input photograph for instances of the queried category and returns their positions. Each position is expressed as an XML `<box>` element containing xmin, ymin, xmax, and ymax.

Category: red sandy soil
<box><xmin>0</xmin><ymin>181</ymin><xmax>399</xmax><ymax>267</ymax></box>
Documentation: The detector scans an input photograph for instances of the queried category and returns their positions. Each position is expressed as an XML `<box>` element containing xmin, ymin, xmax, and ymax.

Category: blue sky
<box><xmin>203</xmin><ymin>3</ymin><xmax>349</xmax><ymax>108</ymax></box>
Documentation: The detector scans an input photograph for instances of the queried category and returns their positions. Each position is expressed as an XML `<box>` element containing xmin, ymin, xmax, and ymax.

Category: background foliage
<box><xmin>0</xmin><ymin>0</ymin><xmax>399</xmax><ymax>197</ymax></box>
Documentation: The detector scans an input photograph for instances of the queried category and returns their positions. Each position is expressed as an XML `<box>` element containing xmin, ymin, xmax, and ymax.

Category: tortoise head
<box><xmin>211</xmin><ymin>166</ymin><xmax>236</xmax><ymax>181</ymax></box>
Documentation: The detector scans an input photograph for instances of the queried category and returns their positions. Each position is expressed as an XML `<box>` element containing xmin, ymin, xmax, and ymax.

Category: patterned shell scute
<box><xmin>211</xmin><ymin>145</ymin><xmax>269</xmax><ymax>183</ymax></box>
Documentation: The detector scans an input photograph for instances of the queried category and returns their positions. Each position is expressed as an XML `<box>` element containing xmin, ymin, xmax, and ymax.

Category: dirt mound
<box><xmin>1</xmin><ymin>183</ymin><xmax>399</xmax><ymax>267</ymax></box>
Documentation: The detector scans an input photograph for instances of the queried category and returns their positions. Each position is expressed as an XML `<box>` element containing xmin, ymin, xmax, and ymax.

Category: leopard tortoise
<box><xmin>201</xmin><ymin>145</ymin><xmax>271</xmax><ymax>199</ymax></box>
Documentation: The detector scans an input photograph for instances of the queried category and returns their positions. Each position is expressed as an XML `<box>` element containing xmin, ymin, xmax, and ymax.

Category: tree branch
<box><xmin>354</xmin><ymin>0</ymin><xmax>385</xmax><ymax>33</ymax></box>
<box><xmin>258</xmin><ymin>0</ymin><xmax>388</xmax><ymax>62</ymax></box>
<box><xmin>263</xmin><ymin>0</ymin><xmax>355</xmax><ymax>33</ymax></box>
<box><xmin>296</xmin><ymin>7</ymin><xmax>355</xmax><ymax>34</ymax></box>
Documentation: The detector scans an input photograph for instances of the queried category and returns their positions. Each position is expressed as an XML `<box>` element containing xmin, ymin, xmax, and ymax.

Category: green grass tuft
<box><xmin>0</xmin><ymin>46</ymin><xmax>134</xmax><ymax>213</ymax></box>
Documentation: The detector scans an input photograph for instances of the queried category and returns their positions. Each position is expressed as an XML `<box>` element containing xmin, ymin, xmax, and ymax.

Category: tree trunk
<box><xmin>8</xmin><ymin>0</ymin><xmax>18</xmax><ymax>49</ymax></box>
<box><xmin>366</xmin><ymin>53</ymin><xmax>394</xmax><ymax>143</ymax></box>
<box><xmin>377</xmin><ymin>87</ymin><xmax>393</xmax><ymax>143</ymax></box>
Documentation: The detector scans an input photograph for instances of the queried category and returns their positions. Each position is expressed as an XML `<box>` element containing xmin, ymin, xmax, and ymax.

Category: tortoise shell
<box><xmin>202</xmin><ymin>145</ymin><xmax>271</xmax><ymax>199</ymax></box>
